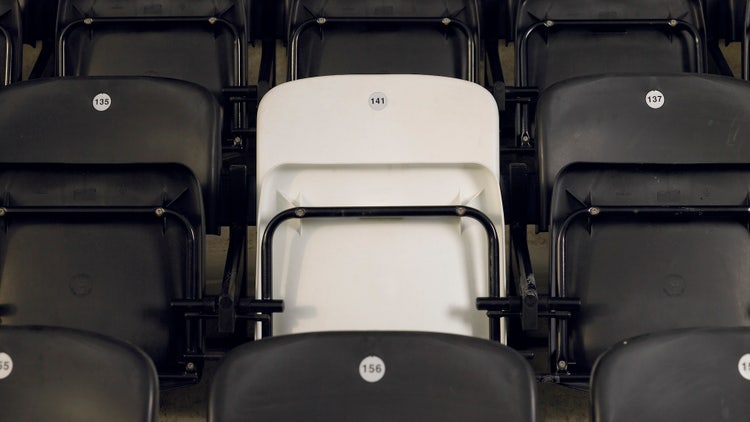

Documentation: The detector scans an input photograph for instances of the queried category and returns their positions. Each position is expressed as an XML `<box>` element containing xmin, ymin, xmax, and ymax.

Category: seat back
<box><xmin>256</xmin><ymin>74</ymin><xmax>504</xmax><ymax>340</ymax></box>
<box><xmin>0</xmin><ymin>77</ymin><xmax>220</xmax><ymax>380</ymax></box>
<box><xmin>592</xmin><ymin>327</ymin><xmax>750</xmax><ymax>421</ymax></box>
<box><xmin>0</xmin><ymin>0</ymin><xmax>20</xmax><ymax>84</ymax></box>
<box><xmin>57</xmin><ymin>0</ymin><xmax>247</xmax><ymax>95</ymax></box>
<box><xmin>537</xmin><ymin>74</ymin><xmax>750</xmax><ymax>231</ymax></box>
<box><xmin>549</xmin><ymin>164</ymin><xmax>750</xmax><ymax>373</ymax></box>
<box><xmin>287</xmin><ymin>0</ymin><xmax>479</xmax><ymax>81</ymax></box>
<box><xmin>516</xmin><ymin>0</ymin><xmax>706</xmax><ymax>90</ymax></box>
<box><xmin>209</xmin><ymin>331</ymin><xmax>537</xmax><ymax>422</ymax></box>
<box><xmin>0</xmin><ymin>325</ymin><xmax>158</xmax><ymax>422</ymax></box>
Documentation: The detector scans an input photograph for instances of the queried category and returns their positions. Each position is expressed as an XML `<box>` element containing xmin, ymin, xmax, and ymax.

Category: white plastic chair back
<box><xmin>256</xmin><ymin>74</ymin><xmax>504</xmax><ymax>340</ymax></box>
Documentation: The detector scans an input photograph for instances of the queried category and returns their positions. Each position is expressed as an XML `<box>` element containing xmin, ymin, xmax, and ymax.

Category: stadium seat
<box><xmin>56</xmin><ymin>0</ymin><xmax>247</xmax><ymax>98</ymax></box>
<box><xmin>209</xmin><ymin>331</ymin><xmax>538</xmax><ymax>422</ymax></box>
<box><xmin>0</xmin><ymin>77</ymin><xmax>221</xmax><ymax>385</ymax></box>
<box><xmin>514</xmin><ymin>0</ymin><xmax>707</xmax><ymax>143</ymax></box>
<box><xmin>0</xmin><ymin>0</ymin><xmax>21</xmax><ymax>84</ymax></box>
<box><xmin>286</xmin><ymin>0</ymin><xmax>480</xmax><ymax>81</ymax></box>
<box><xmin>0</xmin><ymin>325</ymin><xmax>158</xmax><ymax>422</ymax></box>
<box><xmin>591</xmin><ymin>327</ymin><xmax>750</xmax><ymax>421</ymax></box>
<box><xmin>533</xmin><ymin>74</ymin><xmax>750</xmax><ymax>379</ymax></box>
<box><xmin>254</xmin><ymin>74</ymin><xmax>505</xmax><ymax>341</ymax></box>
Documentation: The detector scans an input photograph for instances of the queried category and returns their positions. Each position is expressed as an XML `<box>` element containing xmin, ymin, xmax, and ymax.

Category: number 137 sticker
<box><xmin>645</xmin><ymin>90</ymin><xmax>665</xmax><ymax>109</ymax></box>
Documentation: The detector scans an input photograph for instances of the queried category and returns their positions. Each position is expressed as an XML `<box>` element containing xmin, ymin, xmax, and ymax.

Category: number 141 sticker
<box><xmin>645</xmin><ymin>90</ymin><xmax>665</xmax><ymax>109</ymax></box>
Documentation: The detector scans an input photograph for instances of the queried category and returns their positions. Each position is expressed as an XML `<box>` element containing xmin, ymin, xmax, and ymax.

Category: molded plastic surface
<box><xmin>0</xmin><ymin>76</ymin><xmax>221</xmax><ymax>232</ymax></box>
<box><xmin>57</xmin><ymin>0</ymin><xmax>247</xmax><ymax>94</ymax></box>
<box><xmin>256</xmin><ymin>75</ymin><xmax>504</xmax><ymax>339</ymax></box>
<box><xmin>592</xmin><ymin>327</ymin><xmax>750</xmax><ymax>421</ymax></box>
<box><xmin>537</xmin><ymin>74</ymin><xmax>750</xmax><ymax>230</ymax></box>
<box><xmin>516</xmin><ymin>0</ymin><xmax>705</xmax><ymax>89</ymax></box>
<box><xmin>209</xmin><ymin>331</ymin><xmax>537</xmax><ymax>422</ymax></box>
<box><xmin>287</xmin><ymin>0</ymin><xmax>479</xmax><ymax>80</ymax></box>
<box><xmin>0</xmin><ymin>325</ymin><xmax>158</xmax><ymax>422</ymax></box>
<box><xmin>550</xmin><ymin>164</ymin><xmax>750</xmax><ymax>372</ymax></box>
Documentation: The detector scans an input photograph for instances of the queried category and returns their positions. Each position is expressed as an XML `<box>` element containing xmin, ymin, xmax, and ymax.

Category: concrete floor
<box><xmin>20</xmin><ymin>39</ymin><xmax>744</xmax><ymax>421</ymax></box>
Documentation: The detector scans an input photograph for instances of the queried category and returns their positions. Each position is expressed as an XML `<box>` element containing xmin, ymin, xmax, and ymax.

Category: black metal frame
<box><xmin>0</xmin><ymin>25</ymin><xmax>10</xmax><ymax>85</ymax></box>
<box><xmin>515</xmin><ymin>18</ymin><xmax>706</xmax><ymax>145</ymax></box>
<box><xmin>0</xmin><ymin>204</ymin><xmax>205</xmax><ymax>384</ymax></box>
<box><xmin>254</xmin><ymin>205</ymin><xmax>503</xmax><ymax>340</ymax></box>
<box><xmin>289</xmin><ymin>16</ymin><xmax>477</xmax><ymax>81</ymax></box>
<box><xmin>548</xmin><ymin>204</ymin><xmax>750</xmax><ymax>382</ymax></box>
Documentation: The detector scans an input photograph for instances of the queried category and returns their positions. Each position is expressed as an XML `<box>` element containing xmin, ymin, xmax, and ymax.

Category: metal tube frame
<box><xmin>0</xmin><ymin>205</ymin><xmax>205</xmax><ymax>379</ymax></box>
<box><xmin>550</xmin><ymin>204</ymin><xmax>750</xmax><ymax>379</ymax></box>
<box><xmin>259</xmin><ymin>205</ymin><xmax>502</xmax><ymax>340</ymax></box>
<box><xmin>516</xmin><ymin>18</ymin><xmax>706</xmax><ymax>146</ymax></box>
<box><xmin>0</xmin><ymin>26</ymin><xmax>10</xmax><ymax>85</ymax></box>
<box><xmin>289</xmin><ymin>16</ymin><xmax>477</xmax><ymax>82</ymax></box>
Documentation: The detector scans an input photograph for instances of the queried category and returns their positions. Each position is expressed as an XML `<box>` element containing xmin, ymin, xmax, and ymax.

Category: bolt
<box><xmin>589</xmin><ymin>207</ymin><xmax>600</xmax><ymax>216</ymax></box>
<box><xmin>186</xmin><ymin>362</ymin><xmax>196</xmax><ymax>373</ymax></box>
<box><xmin>441</xmin><ymin>18</ymin><xmax>451</xmax><ymax>26</ymax></box>
<box><xmin>155</xmin><ymin>207</ymin><xmax>165</xmax><ymax>217</ymax></box>
<box><xmin>295</xmin><ymin>208</ymin><xmax>306</xmax><ymax>217</ymax></box>
<box><xmin>0</xmin><ymin>208</ymin><xmax>6</xmax><ymax>217</ymax></box>
<box><xmin>233</xmin><ymin>136</ymin><xmax>242</xmax><ymax>147</ymax></box>
<box><xmin>316</xmin><ymin>17</ymin><xmax>327</xmax><ymax>25</ymax></box>
<box><xmin>557</xmin><ymin>360</ymin><xmax>567</xmax><ymax>370</ymax></box>
<box><xmin>668</xmin><ymin>19</ymin><xmax>677</xmax><ymax>27</ymax></box>
<box><xmin>521</xmin><ymin>134</ymin><xmax>530</xmax><ymax>142</ymax></box>
<box><xmin>545</xmin><ymin>20</ymin><xmax>554</xmax><ymax>28</ymax></box>
<box><xmin>456</xmin><ymin>207</ymin><xmax>466</xmax><ymax>216</ymax></box>
<box><xmin>208</xmin><ymin>17</ymin><xmax>217</xmax><ymax>25</ymax></box>
<box><xmin>84</xmin><ymin>18</ymin><xmax>93</xmax><ymax>25</ymax></box>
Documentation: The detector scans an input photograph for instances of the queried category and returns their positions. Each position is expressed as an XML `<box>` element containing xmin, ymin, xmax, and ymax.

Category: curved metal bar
<box><xmin>0</xmin><ymin>26</ymin><xmax>10</xmax><ymax>85</ymax></box>
<box><xmin>551</xmin><ymin>204</ymin><xmax>750</xmax><ymax>374</ymax></box>
<box><xmin>57</xmin><ymin>16</ymin><xmax>243</xmax><ymax>87</ymax></box>
<box><xmin>260</xmin><ymin>205</ymin><xmax>502</xmax><ymax>340</ymax></box>
<box><xmin>290</xmin><ymin>16</ymin><xmax>476</xmax><ymax>82</ymax></box>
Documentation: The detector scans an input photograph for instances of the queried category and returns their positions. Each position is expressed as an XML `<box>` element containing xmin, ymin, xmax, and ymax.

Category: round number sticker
<box><xmin>359</xmin><ymin>355</ymin><xmax>386</xmax><ymax>383</ymax></box>
<box><xmin>93</xmin><ymin>93</ymin><xmax>112</xmax><ymax>112</ymax></box>
<box><xmin>645</xmin><ymin>90</ymin><xmax>665</xmax><ymax>109</ymax></box>
<box><xmin>0</xmin><ymin>352</ymin><xmax>13</xmax><ymax>380</ymax></box>
<box><xmin>368</xmin><ymin>92</ymin><xmax>387</xmax><ymax>111</ymax></box>
<box><xmin>739</xmin><ymin>354</ymin><xmax>750</xmax><ymax>381</ymax></box>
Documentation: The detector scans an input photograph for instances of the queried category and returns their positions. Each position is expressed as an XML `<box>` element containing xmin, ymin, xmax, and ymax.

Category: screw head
<box><xmin>557</xmin><ymin>360</ymin><xmax>567</xmax><ymax>370</ymax></box>
<box><xmin>294</xmin><ymin>208</ymin><xmax>306</xmax><ymax>217</ymax></box>
<box><xmin>155</xmin><ymin>207</ymin><xmax>165</xmax><ymax>217</ymax></box>
<box><xmin>545</xmin><ymin>20</ymin><xmax>554</xmax><ymax>27</ymax></box>
<box><xmin>589</xmin><ymin>207</ymin><xmax>600</xmax><ymax>216</ymax></box>
<box><xmin>441</xmin><ymin>17</ymin><xmax>451</xmax><ymax>25</ymax></box>
<box><xmin>316</xmin><ymin>17</ymin><xmax>327</xmax><ymax>24</ymax></box>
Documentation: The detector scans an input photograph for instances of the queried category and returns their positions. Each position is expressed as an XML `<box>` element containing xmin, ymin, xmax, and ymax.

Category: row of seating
<box><xmin>2</xmin><ymin>325</ymin><xmax>747</xmax><ymax>421</ymax></box>
<box><xmin>0</xmin><ymin>0</ymin><xmax>746</xmax><ymax>420</ymax></box>
<box><xmin>0</xmin><ymin>70</ymin><xmax>746</xmax><ymax>419</ymax></box>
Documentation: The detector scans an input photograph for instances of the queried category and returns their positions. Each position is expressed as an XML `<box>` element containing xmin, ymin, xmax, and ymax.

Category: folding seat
<box><xmin>0</xmin><ymin>0</ymin><xmax>20</xmax><ymax>84</ymax></box>
<box><xmin>0</xmin><ymin>77</ymin><xmax>221</xmax><ymax>385</ymax></box>
<box><xmin>513</xmin><ymin>0</ymin><xmax>706</xmax><ymax>144</ymax></box>
<box><xmin>530</xmin><ymin>74</ymin><xmax>750</xmax><ymax>380</ymax></box>
<box><xmin>591</xmin><ymin>327</ymin><xmax>750</xmax><ymax>421</ymax></box>
<box><xmin>253</xmin><ymin>74</ymin><xmax>505</xmax><ymax>341</ymax></box>
<box><xmin>286</xmin><ymin>0</ymin><xmax>480</xmax><ymax>81</ymax></box>
<box><xmin>56</xmin><ymin>0</ymin><xmax>247</xmax><ymax>99</ymax></box>
<box><xmin>0</xmin><ymin>325</ymin><xmax>158</xmax><ymax>422</ymax></box>
<box><xmin>209</xmin><ymin>331</ymin><xmax>537</xmax><ymax>422</ymax></box>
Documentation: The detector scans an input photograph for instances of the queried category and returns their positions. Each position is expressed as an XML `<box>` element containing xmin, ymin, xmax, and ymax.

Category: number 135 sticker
<box><xmin>645</xmin><ymin>90</ymin><xmax>665</xmax><ymax>109</ymax></box>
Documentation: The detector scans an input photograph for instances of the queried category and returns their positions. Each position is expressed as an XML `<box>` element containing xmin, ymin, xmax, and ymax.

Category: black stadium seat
<box><xmin>531</xmin><ymin>74</ymin><xmax>750</xmax><ymax>378</ymax></box>
<box><xmin>514</xmin><ymin>0</ymin><xmax>706</xmax><ymax>143</ymax></box>
<box><xmin>286</xmin><ymin>0</ymin><xmax>480</xmax><ymax>81</ymax></box>
<box><xmin>0</xmin><ymin>0</ymin><xmax>21</xmax><ymax>84</ymax></box>
<box><xmin>591</xmin><ymin>327</ymin><xmax>750</xmax><ymax>421</ymax></box>
<box><xmin>0</xmin><ymin>325</ymin><xmax>158</xmax><ymax>422</ymax></box>
<box><xmin>209</xmin><ymin>331</ymin><xmax>538</xmax><ymax>422</ymax></box>
<box><xmin>56</xmin><ymin>0</ymin><xmax>246</xmax><ymax>97</ymax></box>
<box><xmin>0</xmin><ymin>77</ymin><xmax>221</xmax><ymax>385</ymax></box>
